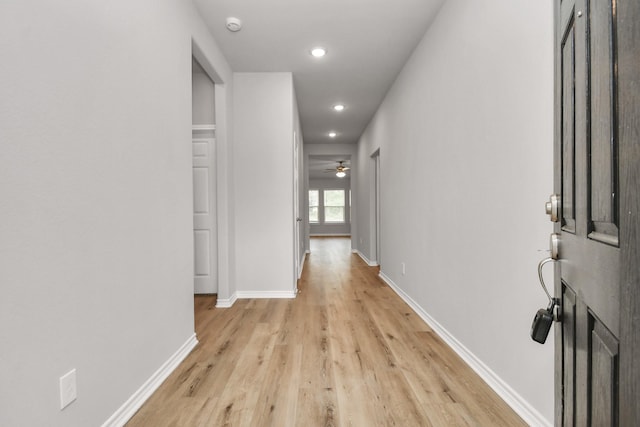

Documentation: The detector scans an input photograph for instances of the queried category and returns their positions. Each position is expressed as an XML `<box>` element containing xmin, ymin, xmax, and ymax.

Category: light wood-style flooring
<box><xmin>127</xmin><ymin>237</ymin><xmax>525</xmax><ymax>426</ymax></box>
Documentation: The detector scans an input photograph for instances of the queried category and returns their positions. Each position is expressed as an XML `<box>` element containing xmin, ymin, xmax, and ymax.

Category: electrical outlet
<box><xmin>59</xmin><ymin>369</ymin><xmax>77</xmax><ymax>410</ymax></box>
<box><xmin>401</xmin><ymin>262</ymin><xmax>406</xmax><ymax>276</ymax></box>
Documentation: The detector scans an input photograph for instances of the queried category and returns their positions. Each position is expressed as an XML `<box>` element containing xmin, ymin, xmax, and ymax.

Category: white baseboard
<box><xmin>236</xmin><ymin>290</ymin><xmax>297</xmax><ymax>299</ymax></box>
<box><xmin>354</xmin><ymin>250</ymin><xmax>379</xmax><ymax>267</ymax></box>
<box><xmin>378</xmin><ymin>272</ymin><xmax>552</xmax><ymax>427</ymax></box>
<box><xmin>101</xmin><ymin>334</ymin><xmax>198</xmax><ymax>427</ymax></box>
<box><xmin>215</xmin><ymin>290</ymin><xmax>297</xmax><ymax>307</ymax></box>
<box><xmin>215</xmin><ymin>292</ymin><xmax>237</xmax><ymax>308</ymax></box>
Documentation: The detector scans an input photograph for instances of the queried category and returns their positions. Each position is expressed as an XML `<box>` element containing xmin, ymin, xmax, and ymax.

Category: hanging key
<box><xmin>530</xmin><ymin>257</ymin><xmax>561</xmax><ymax>344</ymax></box>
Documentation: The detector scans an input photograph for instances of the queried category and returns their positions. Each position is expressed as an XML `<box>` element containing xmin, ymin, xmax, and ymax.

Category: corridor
<box><xmin>127</xmin><ymin>237</ymin><xmax>525</xmax><ymax>426</ymax></box>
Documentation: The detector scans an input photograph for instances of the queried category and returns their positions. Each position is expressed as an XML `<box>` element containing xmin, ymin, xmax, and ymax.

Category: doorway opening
<box><xmin>191</xmin><ymin>57</ymin><xmax>218</xmax><ymax>296</ymax></box>
<box><xmin>307</xmin><ymin>155</ymin><xmax>353</xmax><ymax>241</ymax></box>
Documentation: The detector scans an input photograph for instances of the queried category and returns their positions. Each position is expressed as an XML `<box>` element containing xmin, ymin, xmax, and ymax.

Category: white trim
<box><xmin>236</xmin><ymin>291</ymin><xmax>297</xmax><ymax>299</ymax></box>
<box><xmin>354</xmin><ymin>250</ymin><xmax>378</xmax><ymax>267</ymax></box>
<box><xmin>216</xmin><ymin>290</ymin><xmax>298</xmax><ymax>306</ymax></box>
<box><xmin>191</xmin><ymin>124</ymin><xmax>216</xmax><ymax>131</ymax></box>
<box><xmin>309</xmin><ymin>233</ymin><xmax>351</xmax><ymax>237</ymax></box>
<box><xmin>378</xmin><ymin>272</ymin><xmax>552</xmax><ymax>427</ymax></box>
<box><xmin>215</xmin><ymin>292</ymin><xmax>237</xmax><ymax>308</ymax></box>
<box><xmin>298</xmin><ymin>254</ymin><xmax>307</xmax><ymax>279</ymax></box>
<box><xmin>101</xmin><ymin>334</ymin><xmax>198</xmax><ymax>427</ymax></box>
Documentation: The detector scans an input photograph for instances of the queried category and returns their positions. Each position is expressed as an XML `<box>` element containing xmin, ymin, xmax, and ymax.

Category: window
<box><xmin>324</xmin><ymin>189</ymin><xmax>345</xmax><ymax>223</ymax></box>
<box><xmin>308</xmin><ymin>188</ymin><xmax>349</xmax><ymax>224</ymax></box>
<box><xmin>309</xmin><ymin>189</ymin><xmax>319</xmax><ymax>223</ymax></box>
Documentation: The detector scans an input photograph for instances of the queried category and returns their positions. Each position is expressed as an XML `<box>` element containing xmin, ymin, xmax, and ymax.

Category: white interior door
<box><xmin>371</xmin><ymin>149</ymin><xmax>381</xmax><ymax>266</ymax></box>
<box><xmin>193</xmin><ymin>128</ymin><xmax>217</xmax><ymax>294</ymax></box>
<box><xmin>293</xmin><ymin>131</ymin><xmax>302</xmax><ymax>285</ymax></box>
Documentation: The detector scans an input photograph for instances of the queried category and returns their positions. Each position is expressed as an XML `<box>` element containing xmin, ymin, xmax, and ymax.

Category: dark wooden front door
<box><xmin>554</xmin><ymin>0</ymin><xmax>639</xmax><ymax>425</ymax></box>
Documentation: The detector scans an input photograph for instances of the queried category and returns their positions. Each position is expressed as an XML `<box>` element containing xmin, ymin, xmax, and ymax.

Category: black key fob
<box><xmin>530</xmin><ymin>307</ymin><xmax>554</xmax><ymax>344</ymax></box>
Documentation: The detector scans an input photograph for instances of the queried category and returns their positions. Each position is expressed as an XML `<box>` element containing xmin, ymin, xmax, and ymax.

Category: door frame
<box><xmin>191</xmin><ymin>41</ymin><xmax>232</xmax><ymax>307</ymax></box>
<box><xmin>370</xmin><ymin>149</ymin><xmax>381</xmax><ymax>267</ymax></box>
<box><xmin>293</xmin><ymin>130</ymin><xmax>303</xmax><ymax>287</ymax></box>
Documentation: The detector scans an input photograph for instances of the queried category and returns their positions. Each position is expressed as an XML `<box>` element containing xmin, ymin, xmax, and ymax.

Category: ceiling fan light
<box><xmin>336</xmin><ymin>171</ymin><xmax>346</xmax><ymax>178</ymax></box>
<box><xmin>333</xmin><ymin>104</ymin><xmax>345</xmax><ymax>112</ymax></box>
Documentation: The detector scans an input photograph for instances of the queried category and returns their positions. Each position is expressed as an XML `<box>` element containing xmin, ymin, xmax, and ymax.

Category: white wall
<box><xmin>309</xmin><ymin>179</ymin><xmax>352</xmax><ymax>236</ymax></box>
<box><xmin>355</xmin><ymin>0</ymin><xmax>555</xmax><ymax>424</ymax></box>
<box><xmin>0</xmin><ymin>1</ymin><xmax>232</xmax><ymax>426</ymax></box>
<box><xmin>192</xmin><ymin>61</ymin><xmax>216</xmax><ymax>126</ymax></box>
<box><xmin>233</xmin><ymin>73</ymin><xmax>297</xmax><ymax>296</ymax></box>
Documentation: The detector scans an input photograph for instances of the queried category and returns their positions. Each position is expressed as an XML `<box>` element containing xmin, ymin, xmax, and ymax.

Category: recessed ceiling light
<box><xmin>328</xmin><ymin>132</ymin><xmax>337</xmax><ymax>138</ymax></box>
<box><xmin>333</xmin><ymin>104</ymin><xmax>345</xmax><ymax>112</ymax></box>
<box><xmin>310</xmin><ymin>47</ymin><xmax>327</xmax><ymax>57</ymax></box>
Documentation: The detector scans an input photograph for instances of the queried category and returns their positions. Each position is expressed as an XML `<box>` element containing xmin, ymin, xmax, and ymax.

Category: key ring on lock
<box><xmin>538</xmin><ymin>257</ymin><xmax>554</xmax><ymax>302</ymax></box>
<box><xmin>538</xmin><ymin>257</ymin><xmax>561</xmax><ymax>321</ymax></box>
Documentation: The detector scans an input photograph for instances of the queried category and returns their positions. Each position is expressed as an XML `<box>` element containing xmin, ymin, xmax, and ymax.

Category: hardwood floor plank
<box><xmin>328</xmin><ymin>300</ymin><xmax>381</xmax><ymax>426</ymax></box>
<box><xmin>206</xmin><ymin>322</ymin><xmax>279</xmax><ymax>427</ymax></box>
<box><xmin>127</xmin><ymin>237</ymin><xmax>525</xmax><ymax>426</ymax></box>
<box><xmin>296</xmin><ymin>387</ymin><xmax>338</xmax><ymax>427</ymax></box>
<box><xmin>248</xmin><ymin>344</ymin><xmax>303</xmax><ymax>427</ymax></box>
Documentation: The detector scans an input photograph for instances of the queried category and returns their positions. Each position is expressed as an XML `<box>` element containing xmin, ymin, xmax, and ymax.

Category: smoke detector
<box><xmin>226</xmin><ymin>17</ymin><xmax>242</xmax><ymax>32</ymax></box>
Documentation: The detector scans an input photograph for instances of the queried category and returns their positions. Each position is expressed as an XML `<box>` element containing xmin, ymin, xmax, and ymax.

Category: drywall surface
<box><xmin>0</xmin><ymin>1</ymin><xmax>231</xmax><ymax>426</ymax></box>
<box><xmin>233</xmin><ymin>73</ymin><xmax>296</xmax><ymax>294</ymax></box>
<box><xmin>355</xmin><ymin>0</ymin><xmax>555</xmax><ymax>422</ymax></box>
<box><xmin>192</xmin><ymin>61</ymin><xmax>216</xmax><ymax>126</ymax></box>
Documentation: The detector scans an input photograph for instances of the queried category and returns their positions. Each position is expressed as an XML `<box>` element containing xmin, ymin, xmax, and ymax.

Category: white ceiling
<box><xmin>193</xmin><ymin>0</ymin><xmax>445</xmax><ymax>145</ymax></box>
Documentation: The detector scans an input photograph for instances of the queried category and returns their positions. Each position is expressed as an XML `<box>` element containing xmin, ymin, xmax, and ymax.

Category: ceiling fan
<box><xmin>324</xmin><ymin>161</ymin><xmax>350</xmax><ymax>178</ymax></box>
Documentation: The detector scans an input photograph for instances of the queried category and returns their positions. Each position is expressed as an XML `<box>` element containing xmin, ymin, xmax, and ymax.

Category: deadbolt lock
<box><xmin>545</xmin><ymin>194</ymin><xmax>560</xmax><ymax>223</ymax></box>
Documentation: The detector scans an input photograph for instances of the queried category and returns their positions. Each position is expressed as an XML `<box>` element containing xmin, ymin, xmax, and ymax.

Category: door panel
<box><xmin>561</xmin><ymin>16</ymin><xmax>576</xmax><ymax>234</ymax></box>
<box><xmin>589</xmin><ymin>317</ymin><xmax>619</xmax><ymax>426</ymax></box>
<box><xmin>194</xmin><ymin>229</ymin><xmax>211</xmax><ymax>277</ymax></box>
<box><xmin>193</xmin><ymin>167</ymin><xmax>210</xmax><ymax>214</ymax></box>
<box><xmin>193</xmin><ymin>130</ymin><xmax>217</xmax><ymax>294</ymax></box>
<box><xmin>561</xmin><ymin>284</ymin><xmax>576</xmax><ymax>427</ymax></box>
<box><xmin>587</xmin><ymin>0</ymin><xmax>619</xmax><ymax>244</ymax></box>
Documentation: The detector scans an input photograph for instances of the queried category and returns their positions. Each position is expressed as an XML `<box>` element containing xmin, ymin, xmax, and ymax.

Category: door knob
<box><xmin>545</xmin><ymin>194</ymin><xmax>560</xmax><ymax>222</ymax></box>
